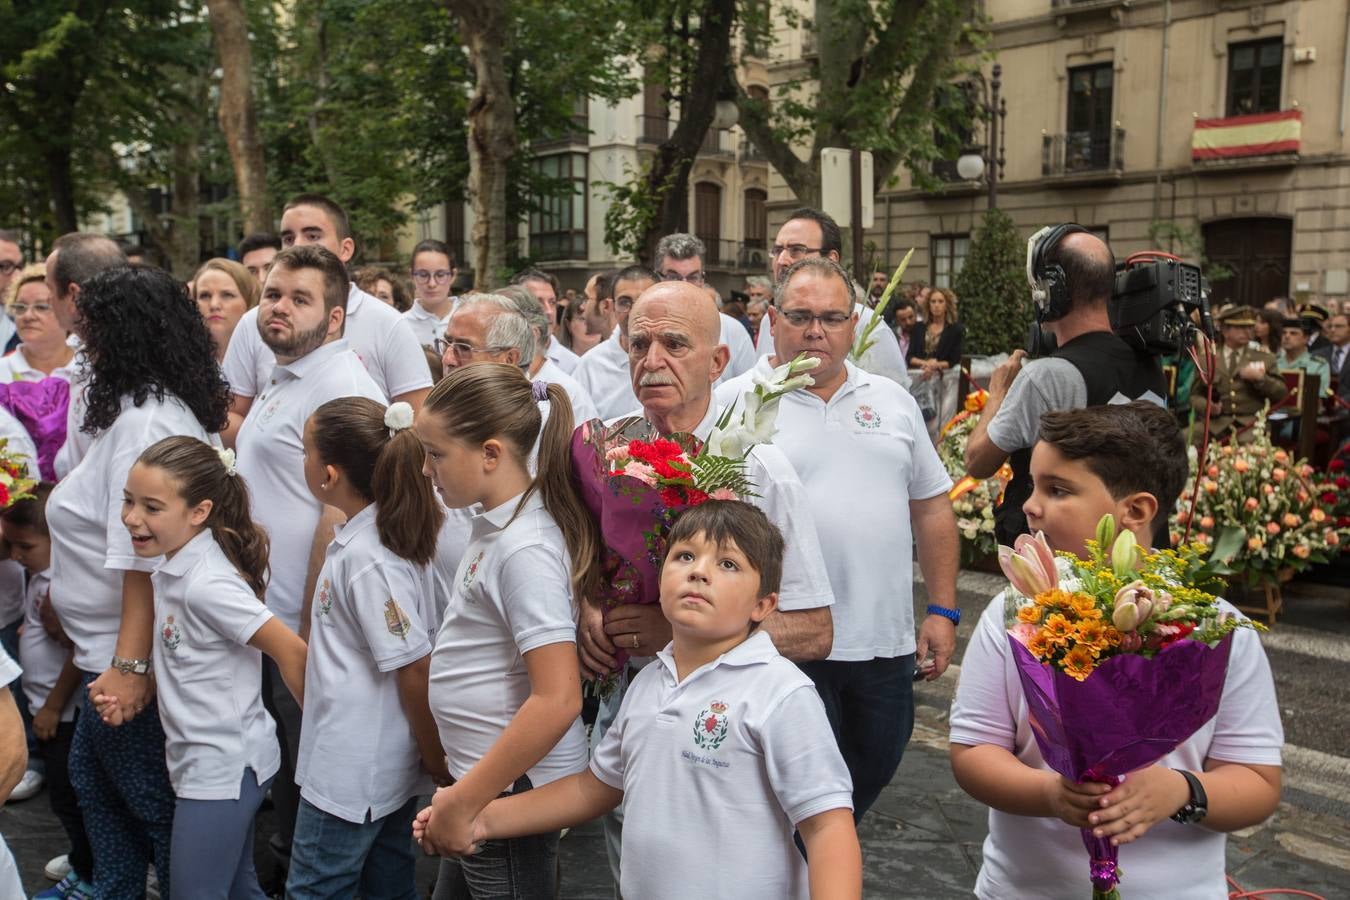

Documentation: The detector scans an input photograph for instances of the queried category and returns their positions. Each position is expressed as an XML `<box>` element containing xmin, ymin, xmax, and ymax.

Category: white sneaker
<box><xmin>44</xmin><ymin>854</ymin><xmax>72</xmax><ymax>882</ymax></box>
<box><xmin>7</xmin><ymin>768</ymin><xmax>43</xmax><ymax>802</ymax></box>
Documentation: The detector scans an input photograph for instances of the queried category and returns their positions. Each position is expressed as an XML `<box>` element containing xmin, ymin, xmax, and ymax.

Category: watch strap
<box><xmin>1169</xmin><ymin>768</ymin><xmax>1208</xmax><ymax>823</ymax></box>
<box><xmin>110</xmin><ymin>655</ymin><xmax>151</xmax><ymax>675</ymax></box>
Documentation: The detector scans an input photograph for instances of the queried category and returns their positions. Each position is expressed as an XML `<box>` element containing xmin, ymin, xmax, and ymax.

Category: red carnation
<box><xmin>685</xmin><ymin>487</ymin><xmax>710</xmax><ymax>506</ymax></box>
<box><xmin>0</xmin><ymin>484</ymin><xmax>10</xmax><ymax>507</ymax></box>
<box><xmin>1340</xmin><ymin>517</ymin><xmax>1350</xmax><ymax>527</ymax></box>
<box><xmin>1323</xmin><ymin>492</ymin><xmax>1338</xmax><ymax>504</ymax></box>
<box><xmin>1332</xmin><ymin>459</ymin><xmax>1346</xmax><ymax>473</ymax></box>
<box><xmin>660</xmin><ymin>486</ymin><xmax>687</xmax><ymax>508</ymax></box>
<box><xmin>1338</xmin><ymin>477</ymin><xmax>1350</xmax><ymax>491</ymax></box>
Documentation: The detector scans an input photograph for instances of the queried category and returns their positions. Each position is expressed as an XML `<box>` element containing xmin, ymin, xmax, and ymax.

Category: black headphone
<box><xmin>1027</xmin><ymin>223</ymin><xmax>1089</xmax><ymax>324</ymax></box>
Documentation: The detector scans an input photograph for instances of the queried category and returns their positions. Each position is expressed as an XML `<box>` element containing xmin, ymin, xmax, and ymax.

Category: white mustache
<box><xmin>639</xmin><ymin>372</ymin><xmax>675</xmax><ymax>387</ymax></box>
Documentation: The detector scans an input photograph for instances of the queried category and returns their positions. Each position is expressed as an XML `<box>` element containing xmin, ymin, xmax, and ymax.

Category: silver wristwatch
<box><xmin>110</xmin><ymin>655</ymin><xmax>151</xmax><ymax>675</ymax></box>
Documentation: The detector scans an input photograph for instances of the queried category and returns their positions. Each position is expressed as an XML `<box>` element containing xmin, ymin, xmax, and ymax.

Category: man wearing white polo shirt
<box><xmin>234</xmin><ymin>244</ymin><xmax>385</xmax><ymax>871</ymax></box>
<box><xmin>222</xmin><ymin>193</ymin><xmax>430</xmax><ymax>444</ymax></box>
<box><xmin>579</xmin><ymin>281</ymin><xmax>836</xmax><ymax>888</ymax></box>
<box><xmin>653</xmin><ymin>233</ymin><xmax>756</xmax><ymax>384</ymax></box>
<box><xmin>716</xmin><ymin>256</ymin><xmax>960</xmax><ymax>821</ymax></box>
<box><xmin>574</xmin><ymin>265</ymin><xmax>656</xmax><ymax>420</ymax></box>
<box><xmin>512</xmin><ymin>268</ymin><xmax>580</xmax><ymax>374</ymax></box>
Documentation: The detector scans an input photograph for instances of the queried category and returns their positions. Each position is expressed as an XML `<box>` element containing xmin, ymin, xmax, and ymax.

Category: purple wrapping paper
<box><xmin>1008</xmin><ymin>632</ymin><xmax>1235</xmax><ymax>895</ymax></box>
<box><xmin>0</xmin><ymin>377</ymin><xmax>70</xmax><ymax>482</ymax></box>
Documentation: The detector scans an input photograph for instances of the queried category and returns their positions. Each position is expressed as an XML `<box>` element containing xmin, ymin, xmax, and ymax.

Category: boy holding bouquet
<box><xmin>949</xmin><ymin>401</ymin><xmax>1283</xmax><ymax>899</ymax></box>
<box><xmin>414</xmin><ymin>500</ymin><xmax>861</xmax><ymax>899</ymax></box>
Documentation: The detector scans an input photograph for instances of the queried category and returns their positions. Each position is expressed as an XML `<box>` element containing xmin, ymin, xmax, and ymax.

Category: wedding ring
<box><xmin>630</xmin><ymin>634</ymin><xmax>640</xmax><ymax>650</ymax></box>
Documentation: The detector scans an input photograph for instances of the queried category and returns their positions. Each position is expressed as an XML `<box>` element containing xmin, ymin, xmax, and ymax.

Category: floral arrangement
<box><xmin>0</xmin><ymin>438</ymin><xmax>36</xmax><ymax>507</ymax></box>
<box><xmin>1172</xmin><ymin>415</ymin><xmax>1350</xmax><ymax>584</ymax></box>
<box><xmin>999</xmin><ymin>516</ymin><xmax>1259</xmax><ymax>899</ymax></box>
<box><xmin>572</xmin><ymin>354</ymin><xmax>819</xmax><ymax>693</ymax></box>
<box><xmin>937</xmin><ymin>388</ymin><xmax>1010</xmax><ymax>564</ymax></box>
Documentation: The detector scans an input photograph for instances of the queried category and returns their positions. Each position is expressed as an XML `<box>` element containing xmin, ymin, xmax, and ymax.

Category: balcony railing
<box><xmin>700</xmin><ymin>128</ymin><xmax>735</xmax><ymax>157</ymax></box>
<box><xmin>637</xmin><ymin>114</ymin><xmax>673</xmax><ymax>144</ymax></box>
<box><xmin>1042</xmin><ymin>126</ymin><xmax>1125</xmax><ymax>178</ymax></box>
<box><xmin>741</xmin><ymin>137</ymin><xmax>768</xmax><ymax>163</ymax></box>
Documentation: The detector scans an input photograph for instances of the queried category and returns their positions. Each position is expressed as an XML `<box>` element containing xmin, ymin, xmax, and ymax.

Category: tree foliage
<box><xmin>954</xmin><ymin>208</ymin><xmax>1032</xmax><ymax>357</ymax></box>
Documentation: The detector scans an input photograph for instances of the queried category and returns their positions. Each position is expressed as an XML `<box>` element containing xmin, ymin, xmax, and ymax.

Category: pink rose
<box><xmin>1273</xmin><ymin>468</ymin><xmax>1287</xmax><ymax>483</ymax></box>
<box><xmin>1244</xmin><ymin>497</ymin><xmax>1260</xmax><ymax>511</ymax></box>
<box><xmin>1292</xmin><ymin>544</ymin><xmax>1311</xmax><ymax>559</ymax></box>
<box><xmin>1266</xmin><ymin>521</ymin><xmax>1281</xmax><ymax>535</ymax></box>
<box><xmin>1234</xmin><ymin>459</ymin><xmax>1250</xmax><ymax>473</ymax></box>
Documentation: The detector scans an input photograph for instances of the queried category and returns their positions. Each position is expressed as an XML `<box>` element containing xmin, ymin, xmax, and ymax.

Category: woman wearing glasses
<box><xmin>404</xmin><ymin>239</ymin><xmax>457</xmax><ymax>346</ymax></box>
<box><xmin>0</xmin><ymin>263</ymin><xmax>76</xmax><ymax>384</ymax></box>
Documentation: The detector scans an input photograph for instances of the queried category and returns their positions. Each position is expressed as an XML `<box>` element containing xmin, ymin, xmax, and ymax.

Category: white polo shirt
<box><xmin>574</xmin><ymin>331</ymin><xmax>636</xmax><ymax>421</ymax></box>
<box><xmin>428</xmin><ymin>504</ymin><xmax>473</xmax><ymax>632</ymax></box>
<box><xmin>717</xmin><ymin>358</ymin><xmax>951</xmax><ymax>660</ymax></box>
<box><xmin>401</xmin><ymin>301</ymin><xmax>449</xmax><ymax>347</ymax></box>
<box><xmin>428</xmin><ymin>490</ymin><xmax>588</xmax><ymax>788</ymax></box>
<box><xmin>151</xmin><ymin>530</ymin><xmax>279</xmax><ymax>800</ymax></box>
<box><xmin>18</xmin><ymin>570</ymin><xmax>77</xmax><ymax>723</ymax></box>
<box><xmin>591</xmin><ymin>631</ymin><xmax>853</xmax><ymax>900</ymax></box>
<box><xmin>534</xmin><ymin>358</ymin><xmax>598</xmax><ymax>426</ymax></box>
<box><xmin>757</xmin><ymin>304</ymin><xmax>909</xmax><ymax>388</ymax></box>
<box><xmin>235</xmin><ymin>339</ymin><xmax>384</xmax><ymax>631</ymax></box>
<box><xmin>543</xmin><ymin>336</ymin><xmax>580</xmax><ymax>374</ymax></box>
<box><xmin>950</xmin><ymin>595</ymin><xmax>1284</xmax><ymax>900</ymax></box>
<box><xmin>297</xmin><ymin>504</ymin><xmax>435</xmax><ymax>823</ymax></box>
<box><xmin>48</xmin><ymin>394</ymin><xmax>211</xmax><ymax>673</ymax></box>
<box><xmin>223</xmin><ymin>283</ymin><xmax>432</xmax><ymax>401</ymax></box>
<box><xmin>612</xmin><ymin>401</ymin><xmax>835</xmax><ymax>614</ymax></box>
<box><xmin>54</xmin><ymin>351</ymin><xmax>91</xmax><ymax>479</ymax></box>
<box><xmin>719</xmin><ymin>312</ymin><xmax>757</xmax><ymax>382</ymax></box>
<box><xmin>0</xmin><ymin>348</ymin><xmax>78</xmax><ymax>384</ymax></box>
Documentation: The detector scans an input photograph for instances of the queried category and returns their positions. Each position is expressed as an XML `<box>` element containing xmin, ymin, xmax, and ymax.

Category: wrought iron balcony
<box><xmin>1042</xmin><ymin>126</ymin><xmax>1125</xmax><ymax>180</ymax></box>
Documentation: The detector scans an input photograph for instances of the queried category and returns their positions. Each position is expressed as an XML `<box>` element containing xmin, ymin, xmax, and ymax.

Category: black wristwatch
<box><xmin>1169</xmin><ymin>769</ymin><xmax>1208</xmax><ymax>824</ymax></box>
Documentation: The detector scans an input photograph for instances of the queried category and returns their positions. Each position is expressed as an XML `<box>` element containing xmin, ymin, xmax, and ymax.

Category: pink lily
<box><xmin>998</xmin><ymin>531</ymin><xmax>1058</xmax><ymax>597</ymax></box>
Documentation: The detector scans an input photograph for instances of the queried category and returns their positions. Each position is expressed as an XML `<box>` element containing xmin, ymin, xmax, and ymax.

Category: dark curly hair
<box><xmin>79</xmin><ymin>265</ymin><xmax>231</xmax><ymax>435</ymax></box>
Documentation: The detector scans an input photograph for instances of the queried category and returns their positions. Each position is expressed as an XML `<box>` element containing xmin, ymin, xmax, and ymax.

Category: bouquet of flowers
<box><xmin>0</xmin><ymin>437</ymin><xmax>37</xmax><ymax>507</ymax></box>
<box><xmin>571</xmin><ymin>354</ymin><xmax>820</xmax><ymax>693</ymax></box>
<box><xmin>937</xmin><ymin>388</ymin><xmax>1010</xmax><ymax>564</ymax></box>
<box><xmin>1172</xmin><ymin>415</ymin><xmax>1350</xmax><ymax>584</ymax></box>
<box><xmin>999</xmin><ymin>516</ymin><xmax>1261</xmax><ymax>899</ymax></box>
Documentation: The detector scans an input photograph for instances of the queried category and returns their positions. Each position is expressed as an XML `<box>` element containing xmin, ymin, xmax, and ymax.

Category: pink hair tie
<box><xmin>531</xmin><ymin>380</ymin><xmax>549</xmax><ymax>402</ymax></box>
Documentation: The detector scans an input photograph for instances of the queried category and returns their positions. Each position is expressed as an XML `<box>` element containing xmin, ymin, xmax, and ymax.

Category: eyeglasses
<box><xmin>412</xmin><ymin>269</ymin><xmax>454</xmax><ymax>283</ymax></box>
<box><xmin>771</xmin><ymin>244</ymin><xmax>823</xmax><ymax>260</ymax></box>
<box><xmin>660</xmin><ymin>270</ymin><xmax>706</xmax><ymax>286</ymax></box>
<box><xmin>0</xmin><ymin>261</ymin><xmax>20</xmax><ymax>276</ymax></box>
<box><xmin>779</xmin><ymin>309</ymin><xmax>852</xmax><ymax>331</ymax></box>
<box><xmin>433</xmin><ymin>337</ymin><xmax>510</xmax><ymax>357</ymax></box>
<box><xmin>9</xmin><ymin>303</ymin><xmax>52</xmax><ymax>317</ymax></box>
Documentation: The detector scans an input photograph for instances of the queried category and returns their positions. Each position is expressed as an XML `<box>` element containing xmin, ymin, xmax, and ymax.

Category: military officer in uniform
<box><xmin>1190</xmin><ymin>304</ymin><xmax>1287</xmax><ymax>444</ymax></box>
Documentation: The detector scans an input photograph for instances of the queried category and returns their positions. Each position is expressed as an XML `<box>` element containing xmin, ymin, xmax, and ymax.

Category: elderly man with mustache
<box><xmin>577</xmin><ymin>280</ymin><xmax>836</xmax><ymax>892</ymax></box>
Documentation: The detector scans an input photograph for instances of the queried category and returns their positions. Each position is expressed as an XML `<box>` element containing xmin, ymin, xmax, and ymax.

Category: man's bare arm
<box><xmin>759</xmin><ymin>607</ymin><xmax>833</xmax><ymax>662</ymax></box>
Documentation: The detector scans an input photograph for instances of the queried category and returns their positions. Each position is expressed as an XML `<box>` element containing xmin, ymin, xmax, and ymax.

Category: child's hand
<box><xmin>412</xmin><ymin>802</ymin><xmax>434</xmax><ymax>851</ymax></box>
<box><xmin>1089</xmin><ymin>766</ymin><xmax>1191</xmax><ymax>846</ymax></box>
<box><xmin>420</xmin><ymin>785</ymin><xmax>484</xmax><ymax>857</ymax></box>
<box><xmin>1043</xmin><ymin>775</ymin><xmax>1112</xmax><ymax>828</ymax></box>
<box><xmin>32</xmin><ymin>706</ymin><xmax>59</xmax><ymax>740</ymax></box>
<box><xmin>90</xmin><ymin>691</ymin><xmax>126</xmax><ymax>727</ymax></box>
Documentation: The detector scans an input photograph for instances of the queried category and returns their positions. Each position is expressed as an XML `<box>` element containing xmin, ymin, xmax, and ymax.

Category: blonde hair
<box><xmin>924</xmin><ymin>287</ymin><xmax>959</xmax><ymax>324</ymax></box>
<box><xmin>6</xmin><ymin>263</ymin><xmax>47</xmax><ymax>309</ymax></box>
<box><xmin>193</xmin><ymin>258</ymin><xmax>261</xmax><ymax>308</ymax></box>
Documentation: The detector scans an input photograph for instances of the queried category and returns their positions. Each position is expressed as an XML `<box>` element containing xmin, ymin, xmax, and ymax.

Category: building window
<box><xmin>529</xmin><ymin>153</ymin><xmax>587</xmax><ymax>261</ymax></box>
<box><xmin>1066</xmin><ymin>63</ymin><xmax>1114</xmax><ymax>172</ymax></box>
<box><xmin>694</xmin><ymin>182</ymin><xmax>723</xmax><ymax>265</ymax></box>
<box><xmin>1227</xmin><ymin>37</ymin><xmax>1283</xmax><ymax>117</ymax></box>
<box><xmin>743</xmin><ymin>188</ymin><xmax>767</xmax><ymax>250</ymax></box>
<box><xmin>930</xmin><ymin>234</ymin><xmax>969</xmax><ymax>288</ymax></box>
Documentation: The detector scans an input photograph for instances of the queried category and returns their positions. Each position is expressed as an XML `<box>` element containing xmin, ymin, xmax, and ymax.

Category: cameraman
<box><xmin>964</xmin><ymin>226</ymin><xmax>1167</xmax><ymax>544</ymax></box>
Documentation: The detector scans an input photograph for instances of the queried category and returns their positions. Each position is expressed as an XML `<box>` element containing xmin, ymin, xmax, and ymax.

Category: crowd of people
<box><xmin>0</xmin><ymin>202</ymin><xmax>1284</xmax><ymax>900</ymax></box>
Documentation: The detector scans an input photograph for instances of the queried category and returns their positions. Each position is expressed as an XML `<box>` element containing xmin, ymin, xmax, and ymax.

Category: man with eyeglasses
<box><xmin>404</xmin><ymin>239</ymin><xmax>457</xmax><ymax>346</ymax></box>
<box><xmin>756</xmin><ymin>208</ymin><xmax>909</xmax><ymax>387</ymax></box>
<box><xmin>0</xmin><ymin>231</ymin><xmax>24</xmax><ymax>356</ymax></box>
<box><xmin>716</xmin><ymin>256</ymin><xmax>959</xmax><ymax>822</ymax></box>
<box><xmin>654</xmin><ymin>233</ymin><xmax>756</xmax><ymax>383</ymax></box>
<box><xmin>574</xmin><ymin>265</ymin><xmax>658</xmax><ymax>419</ymax></box>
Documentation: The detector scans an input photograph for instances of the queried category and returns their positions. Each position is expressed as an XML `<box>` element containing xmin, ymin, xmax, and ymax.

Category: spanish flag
<box><xmin>1192</xmin><ymin>110</ymin><xmax>1300</xmax><ymax>161</ymax></box>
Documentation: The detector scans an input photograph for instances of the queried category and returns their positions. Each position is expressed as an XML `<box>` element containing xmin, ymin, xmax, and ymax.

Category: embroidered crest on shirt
<box><xmin>160</xmin><ymin>615</ymin><xmax>182</xmax><ymax>653</ymax></box>
<box><xmin>692</xmin><ymin>700</ymin><xmax>730</xmax><ymax>751</ymax></box>
<box><xmin>461</xmin><ymin>550</ymin><xmax>485</xmax><ymax>592</ymax></box>
<box><xmin>316</xmin><ymin>578</ymin><xmax>334</xmax><ymax>621</ymax></box>
<box><xmin>384</xmin><ymin>598</ymin><xmax>412</xmax><ymax>640</ymax></box>
<box><xmin>853</xmin><ymin>405</ymin><xmax>881</xmax><ymax>429</ymax></box>
<box><xmin>257</xmin><ymin>396</ymin><xmax>283</xmax><ymax>425</ymax></box>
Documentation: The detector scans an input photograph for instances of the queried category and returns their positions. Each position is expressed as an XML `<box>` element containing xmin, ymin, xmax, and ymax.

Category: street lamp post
<box><xmin>957</xmin><ymin>63</ymin><xmax>1009</xmax><ymax>209</ymax></box>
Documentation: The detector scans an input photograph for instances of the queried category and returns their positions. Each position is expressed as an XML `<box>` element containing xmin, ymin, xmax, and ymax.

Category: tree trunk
<box><xmin>637</xmin><ymin>0</ymin><xmax>737</xmax><ymax>264</ymax></box>
<box><xmin>44</xmin><ymin>147</ymin><xmax>79</xmax><ymax>235</ymax></box>
<box><xmin>205</xmin><ymin>0</ymin><xmax>271</xmax><ymax>234</ymax></box>
<box><xmin>449</xmin><ymin>0</ymin><xmax>517</xmax><ymax>290</ymax></box>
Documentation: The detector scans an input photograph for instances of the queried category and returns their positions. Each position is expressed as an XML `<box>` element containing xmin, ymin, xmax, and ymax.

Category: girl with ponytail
<box><xmin>284</xmin><ymin>397</ymin><xmax>448</xmax><ymax>900</ymax></box>
<box><xmin>410</xmin><ymin>362</ymin><xmax>598</xmax><ymax>896</ymax></box>
<box><xmin>102</xmin><ymin>435</ymin><xmax>306</xmax><ymax>898</ymax></box>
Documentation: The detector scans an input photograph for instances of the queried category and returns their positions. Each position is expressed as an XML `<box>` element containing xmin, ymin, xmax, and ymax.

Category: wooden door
<box><xmin>1202</xmin><ymin>217</ymin><xmax>1291</xmax><ymax>307</ymax></box>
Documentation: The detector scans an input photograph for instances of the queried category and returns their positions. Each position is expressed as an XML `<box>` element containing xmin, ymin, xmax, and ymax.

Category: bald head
<box><xmin>1048</xmin><ymin>231</ymin><xmax>1115</xmax><ymax>309</ymax></box>
<box><xmin>630</xmin><ymin>281</ymin><xmax>721</xmax><ymax>345</ymax></box>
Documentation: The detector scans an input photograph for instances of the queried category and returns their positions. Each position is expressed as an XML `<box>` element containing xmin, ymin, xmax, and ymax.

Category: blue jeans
<box><xmin>171</xmin><ymin>768</ymin><xmax>273</xmax><ymax>899</ymax></box>
<box><xmin>432</xmin><ymin>776</ymin><xmax>559</xmax><ymax>900</ymax></box>
<box><xmin>286</xmin><ymin>796</ymin><xmax>419</xmax><ymax>900</ymax></box>
<box><xmin>798</xmin><ymin>654</ymin><xmax>916</xmax><ymax>821</ymax></box>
